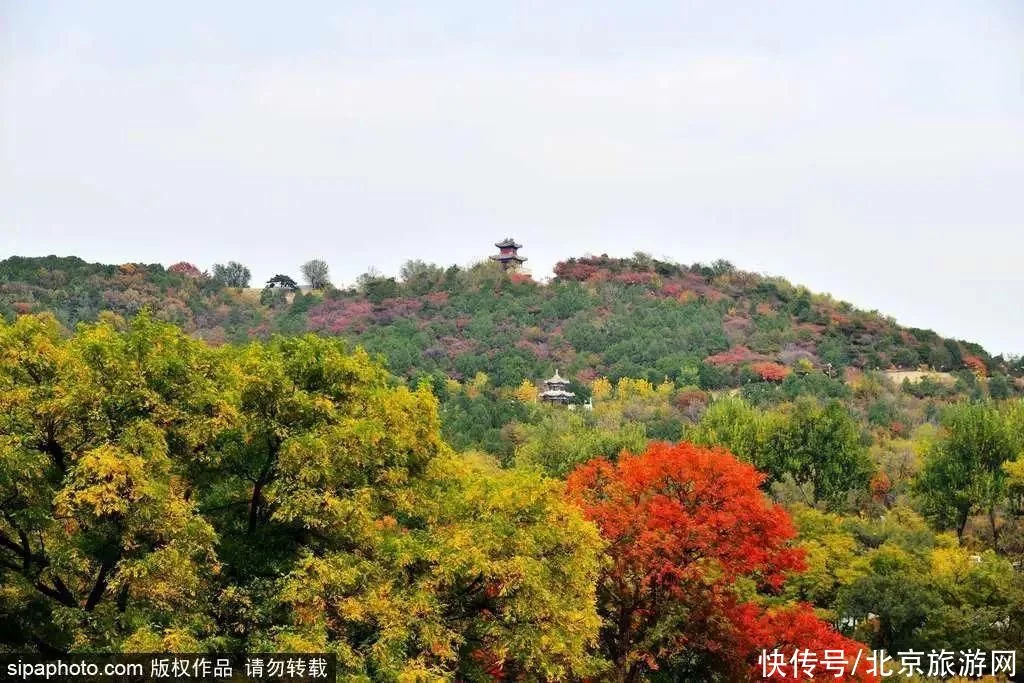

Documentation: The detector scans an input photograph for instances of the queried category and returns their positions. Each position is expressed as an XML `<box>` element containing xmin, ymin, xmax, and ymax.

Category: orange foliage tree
<box><xmin>962</xmin><ymin>354</ymin><xmax>987</xmax><ymax>376</ymax></box>
<box><xmin>566</xmin><ymin>442</ymin><xmax>872</xmax><ymax>682</ymax></box>
<box><xmin>751</xmin><ymin>361</ymin><xmax>793</xmax><ymax>382</ymax></box>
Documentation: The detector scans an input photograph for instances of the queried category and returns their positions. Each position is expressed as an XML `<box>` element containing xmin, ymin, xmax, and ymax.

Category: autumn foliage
<box><xmin>168</xmin><ymin>261</ymin><xmax>204</xmax><ymax>278</ymax></box>
<box><xmin>567</xmin><ymin>442</ymin><xmax>870</xmax><ymax>681</ymax></box>
<box><xmin>963</xmin><ymin>354</ymin><xmax>987</xmax><ymax>375</ymax></box>
<box><xmin>751</xmin><ymin>361</ymin><xmax>793</xmax><ymax>382</ymax></box>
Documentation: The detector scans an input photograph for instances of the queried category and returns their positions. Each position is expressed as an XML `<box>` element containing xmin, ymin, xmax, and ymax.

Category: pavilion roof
<box><xmin>545</xmin><ymin>369</ymin><xmax>569</xmax><ymax>384</ymax></box>
<box><xmin>540</xmin><ymin>389</ymin><xmax>576</xmax><ymax>398</ymax></box>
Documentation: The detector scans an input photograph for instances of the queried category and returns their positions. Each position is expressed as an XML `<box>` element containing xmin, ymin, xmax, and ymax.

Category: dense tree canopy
<box><xmin>0</xmin><ymin>314</ymin><xmax>603</xmax><ymax>679</ymax></box>
<box><xmin>3</xmin><ymin>251</ymin><xmax>1024</xmax><ymax>680</ymax></box>
<box><xmin>211</xmin><ymin>261</ymin><xmax>251</xmax><ymax>288</ymax></box>
<box><xmin>688</xmin><ymin>396</ymin><xmax>872</xmax><ymax>507</ymax></box>
<box><xmin>566</xmin><ymin>442</ymin><xmax>867</xmax><ymax>682</ymax></box>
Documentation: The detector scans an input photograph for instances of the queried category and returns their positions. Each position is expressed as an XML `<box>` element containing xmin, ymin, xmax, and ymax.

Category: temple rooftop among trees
<box><xmin>539</xmin><ymin>369</ymin><xmax>576</xmax><ymax>404</ymax></box>
<box><xmin>490</xmin><ymin>238</ymin><xmax>527</xmax><ymax>271</ymax></box>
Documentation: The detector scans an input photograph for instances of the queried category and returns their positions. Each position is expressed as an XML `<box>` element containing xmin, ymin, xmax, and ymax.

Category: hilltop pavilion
<box><xmin>490</xmin><ymin>238</ymin><xmax>527</xmax><ymax>271</ymax></box>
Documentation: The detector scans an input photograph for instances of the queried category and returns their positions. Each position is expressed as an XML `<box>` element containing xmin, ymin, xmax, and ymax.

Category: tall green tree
<box><xmin>211</xmin><ymin>261</ymin><xmax>251</xmax><ymax>288</ymax></box>
<box><xmin>915</xmin><ymin>402</ymin><xmax>1021</xmax><ymax>544</ymax></box>
<box><xmin>758</xmin><ymin>399</ymin><xmax>872</xmax><ymax>508</ymax></box>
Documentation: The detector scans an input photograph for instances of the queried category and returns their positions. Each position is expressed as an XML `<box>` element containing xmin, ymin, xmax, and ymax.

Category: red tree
<box><xmin>962</xmin><ymin>354</ymin><xmax>987</xmax><ymax>376</ymax></box>
<box><xmin>168</xmin><ymin>261</ymin><xmax>204</xmax><ymax>278</ymax></box>
<box><xmin>751</xmin><ymin>361</ymin><xmax>792</xmax><ymax>382</ymax></box>
<box><xmin>566</xmin><ymin>442</ymin><xmax>871</xmax><ymax>682</ymax></box>
<box><xmin>750</xmin><ymin>604</ymin><xmax>876</xmax><ymax>681</ymax></box>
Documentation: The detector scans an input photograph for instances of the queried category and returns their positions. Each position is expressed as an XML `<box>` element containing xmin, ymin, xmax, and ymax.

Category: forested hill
<box><xmin>1</xmin><ymin>253</ymin><xmax>1020</xmax><ymax>394</ymax></box>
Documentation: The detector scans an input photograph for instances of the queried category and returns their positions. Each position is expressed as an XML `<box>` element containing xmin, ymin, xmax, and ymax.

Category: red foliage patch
<box><xmin>567</xmin><ymin>443</ymin><xmax>870</xmax><ymax>679</ymax></box>
<box><xmin>307</xmin><ymin>299</ymin><xmax>374</xmax><ymax>334</ymax></box>
<box><xmin>870</xmin><ymin>471</ymin><xmax>892</xmax><ymax>500</ymax></box>
<box><xmin>439</xmin><ymin>336</ymin><xmax>478</xmax><ymax>358</ymax></box>
<box><xmin>749</xmin><ymin>605</ymin><xmax>876</xmax><ymax>681</ymax></box>
<box><xmin>168</xmin><ymin>261</ymin><xmax>204</xmax><ymax>278</ymax></box>
<box><xmin>613</xmin><ymin>271</ymin><xmax>657</xmax><ymax>286</ymax></box>
<box><xmin>829</xmin><ymin>312</ymin><xmax>853</xmax><ymax>328</ymax></box>
<box><xmin>423</xmin><ymin>291</ymin><xmax>449</xmax><ymax>307</ymax></box>
<box><xmin>509</xmin><ymin>272</ymin><xmax>533</xmax><ymax>285</ymax></box>
<box><xmin>751</xmin><ymin>362</ymin><xmax>792</xmax><ymax>382</ymax></box>
<box><xmin>553</xmin><ymin>260</ymin><xmax>601</xmax><ymax>281</ymax></box>
<box><xmin>963</xmin><ymin>354</ymin><xmax>987</xmax><ymax>375</ymax></box>
<box><xmin>674</xmin><ymin>389</ymin><xmax>709</xmax><ymax>412</ymax></box>
<box><xmin>705</xmin><ymin>346</ymin><xmax>768</xmax><ymax>366</ymax></box>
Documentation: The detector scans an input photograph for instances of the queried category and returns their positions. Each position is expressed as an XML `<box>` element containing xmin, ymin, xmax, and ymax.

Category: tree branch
<box><xmin>84</xmin><ymin>556</ymin><xmax>118</xmax><ymax>611</ymax></box>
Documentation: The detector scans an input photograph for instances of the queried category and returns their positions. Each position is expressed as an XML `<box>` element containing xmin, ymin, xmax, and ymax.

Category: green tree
<box><xmin>264</xmin><ymin>274</ymin><xmax>299</xmax><ymax>291</ymax></box>
<box><xmin>515</xmin><ymin>410</ymin><xmax>647</xmax><ymax>478</ymax></box>
<box><xmin>399</xmin><ymin>260</ymin><xmax>445</xmax><ymax>296</ymax></box>
<box><xmin>274</xmin><ymin>457</ymin><xmax>603</xmax><ymax>679</ymax></box>
<box><xmin>686</xmin><ymin>396</ymin><xmax>762</xmax><ymax>461</ymax></box>
<box><xmin>915</xmin><ymin>402</ymin><xmax>1019</xmax><ymax>544</ymax></box>
<box><xmin>688</xmin><ymin>397</ymin><xmax>871</xmax><ymax>508</ymax></box>
<box><xmin>989</xmin><ymin>373</ymin><xmax>1012</xmax><ymax>399</ymax></box>
<box><xmin>758</xmin><ymin>399</ymin><xmax>872</xmax><ymax>508</ymax></box>
<box><xmin>212</xmin><ymin>261</ymin><xmax>251</xmax><ymax>288</ymax></box>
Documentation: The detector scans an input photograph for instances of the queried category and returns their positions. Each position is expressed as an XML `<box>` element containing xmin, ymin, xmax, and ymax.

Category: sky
<box><xmin>1</xmin><ymin>1</ymin><xmax>1022</xmax><ymax>354</ymax></box>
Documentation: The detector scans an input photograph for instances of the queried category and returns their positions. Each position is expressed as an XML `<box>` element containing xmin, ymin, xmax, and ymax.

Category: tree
<box><xmin>915</xmin><ymin>402</ymin><xmax>1019</xmax><ymax>544</ymax></box>
<box><xmin>515</xmin><ymin>411</ymin><xmax>646</xmax><ymax>478</ymax></box>
<box><xmin>0</xmin><ymin>313</ymin><xmax>222</xmax><ymax>651</ymax></box>
<box><xmin>787</xmin><ymin>505</ymin><xmax>1024</xmax><ymax>657</ymax></box>
<box><xmin>989</xmin><ymin>373</ymin><xmax>1012</xmax><ymax>399</ymax></box>
<box><xmin>686</xmin><ymin>396</ymin><xmax>763</xmax><ymax>461</ymax></box>
<box><xmin>513</xmin><ymin>379</ymin><xmax>536</xmax><ymax>403</ymax></box>
<box><xmin>758</xmin><ymin>399</ymin><xmax>872</xmax><ymax>508</ymax></box>
<box><xmin>275</xmin><ymin>458</ymin><xmax>604</xmax><ymax>679</ymax></box>
<box><xmin>0</xmin><ymin>314</ymin><xmax>605</xmax><ymax>675</ymax></box>
<box><xmin>566</xmin><ymin>442</ymin><xmax>863</xmax><ymax>681</ymax></box>
<box><xmin>691</xmin><ymin>397</ymin><xmax>872</xmax><ymax>507</ymax></box>
<box><xmin>399</xmin><ymin>260</ymin><xmax>445</xmax><ymax>295</ymax></box>
<box><xmin>300</xmin><ymin>259</ymin><xmax>331</xmax><ymax>290</ymax></box>
<box><xmin>357</xmin><ymin>270</ymin><xmax>399</xmax><ymax>303</ymax></box>
<box><xmin>168</xmin><ymin>261</ymin><xmax>203</xmax><ymax>278</ymax></box>
<box><xmin>211</xmin><ymin>261</ymin><xmax>251</xmax><ymax>288</ymax></box>
<box><xmin>264</xmin><ymin>274</ymin><xmax>299</xmax><ymax>291</ymax></box>
<box><xmin>259</xmin><ymin>286</ymin><xmax>287</xmax><ymax>307</ymax></box>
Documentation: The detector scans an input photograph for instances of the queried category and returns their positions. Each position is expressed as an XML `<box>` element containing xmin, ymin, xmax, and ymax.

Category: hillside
<box><xmin>1</xmin><ymin>253</ymin><xmax>1019</xmax><ymax>393</ymax></box>
<box><xmin>5</xmin><ymin>253</ymin><xmax>1024</xmax><ymax>669</ymax></box>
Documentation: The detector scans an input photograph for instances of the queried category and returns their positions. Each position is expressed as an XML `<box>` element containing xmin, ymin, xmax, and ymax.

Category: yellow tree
<box><xmin>513</xmin><ymin>379</ymin><xmax>537</xmax><ymax>403</ymax></box>
<box><xmin>1</xmin><ymin>316</ymin><xmax>605</xmax><ymax>676</ymax></box>
<box><xmin>0</xmin><ymin>313</ymin><xmax>222</xmax><ymax>651</ymax></box>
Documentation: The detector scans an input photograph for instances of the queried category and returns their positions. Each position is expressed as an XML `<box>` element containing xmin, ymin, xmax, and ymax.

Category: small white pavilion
<box><xmin>539</xmin><ymin>369</ymin><xmax>576</xmax><ymax>404</ymax></box>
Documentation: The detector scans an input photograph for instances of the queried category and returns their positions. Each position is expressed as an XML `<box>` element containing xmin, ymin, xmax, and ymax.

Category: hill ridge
<box><xmin>1</xmin><ymin>253</ymin><xmax>1019</xmax><ymax>391</ymax></box>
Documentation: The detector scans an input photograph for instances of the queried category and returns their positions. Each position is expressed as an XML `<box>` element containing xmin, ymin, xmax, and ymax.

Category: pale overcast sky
<box><xmin>1</xmin><ymin>2</ymin><xmax>1022</xmax><ymax>354</ymax></box>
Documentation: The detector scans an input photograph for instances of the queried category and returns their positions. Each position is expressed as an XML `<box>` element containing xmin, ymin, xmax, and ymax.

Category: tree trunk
<box><xmin>956</xmin><ymin>509</ymin><xmax>969</xmax><ymax>542</ymax></box>
<box><xmin>247</xmin><ymin>481</ymin><xmax>264</xmax><ymax>534</ymax></box>
<box><xmin>988</xmin><ymin>506</ymin><xmax>1000</xmax><ymax>549</ymax></box>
